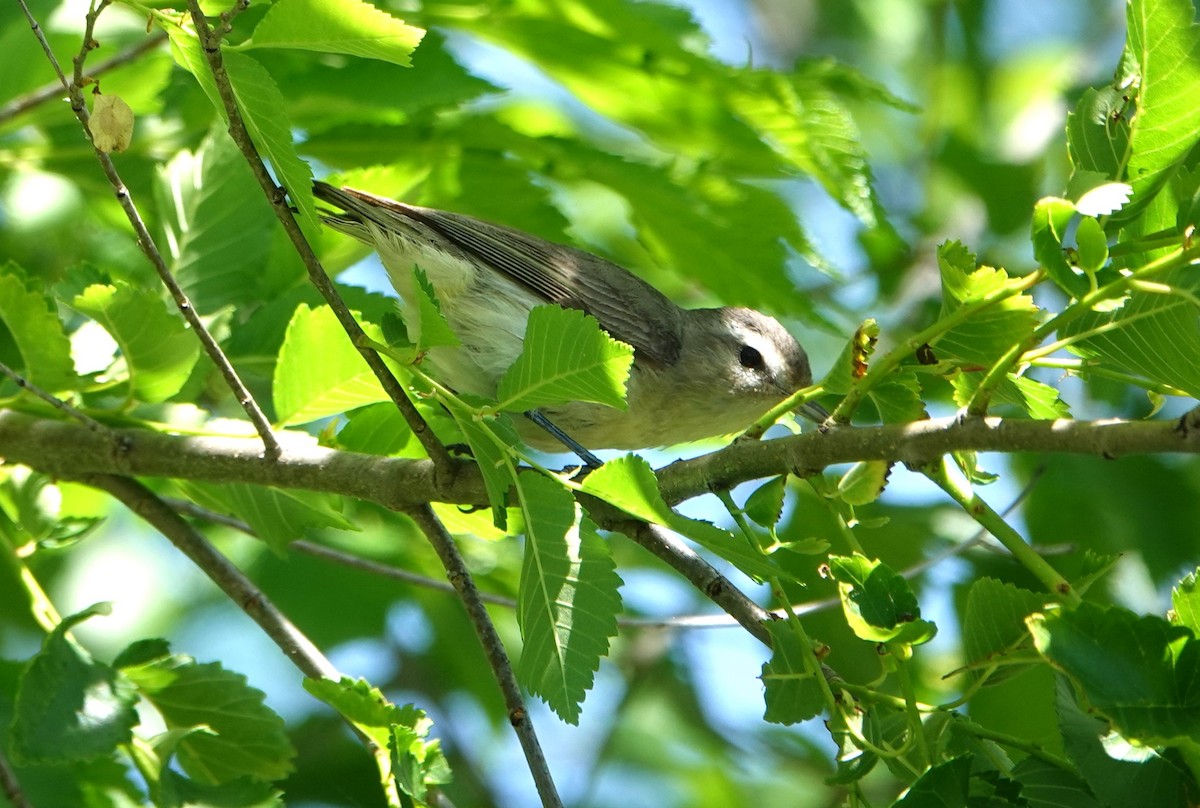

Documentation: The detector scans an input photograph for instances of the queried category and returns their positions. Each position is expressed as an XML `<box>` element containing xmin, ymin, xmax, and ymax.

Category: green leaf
<box><xmin>114</xmin><ymin>638</ymin><xmax>174</xmax><ymax>670</ymax></box>
<box><xmin>158</xmin><ymin>770</ymin><xmax>281</xmax><ymax>808</ymax></box>
<box><xmin>273</xmin><ymin>303</ymin><xmax>398</xmax><ymax>425</ymax></box>
<box><xmin>246</xmin><ymin>0</ymin><xmax>424</xmax><ymax>66</ymax></box>
<box><xmin>432</xmin><ymin>501</ymin><xmax>519</xmax><ymax>542</ymax></box>
<box><xmin>407</xmin><ymin>265</ymin><xmax>460</xmax><ymax>351</ymax></box>
<box><xmin>1074</xmin><ymin>216</ymin><xmax>1109</xmax><ymax>275</ymax></box>
<box><xmin>1010</xmin><ymin>757</ymin><xmax>1104</xmax><ymax>808</ymax></box>
<box><xmin>1055</xmin><ymin>677</ymin><xmax>1190</xmax><ymax>808</ymax></box>
<box><xmin>0</xmin><ymin>263</ymin><xmax>76</xmax><ymax>393</ymax></box>
<box><xmin>1066</xmin><ymin>87</ymin><xmax>1131</xmax><ymax>185</ymax></box>
<box><xmin>743</xmin><ymin>476</ymin><xmax>787</xmax><ymax>528</ymax></box>
<box><xmin>892</xmin><ymin>755</ymin><xmax>971</xmax><ymax>807</ymax></box>
<box><xmin>516</xmin><ymin>474</ymin><xmax>622</xmax><ymax>724</ymax></box>
<box><xmin>449</xmin><ymin>403</ymin><xmax>521</xmax><ymax>528</ymax></box>
<box><xmin>167</xmin><ymin>28</ymin><xmax>222</xmax><ymax>113</ymax></box>
<box><xmin>176</xmin><ymin>481</ymin><xmax>356</xmax><ymax>554</ymax></box>
<box><xmin>951</xmin><ymin>372</ymin><xmax>1070</xmax><ymax>419</ymax></box>
<box><xmin>278</xmin><ymin>31</ymin><xmax>495</xmax><ymax>133</ymax></box>
<box><xmin>868</xmin><ymin>368</ymin><xmax>927</xmax><ymax>424</ymax></box>
<box><xmin>1172</xmin><ymin>569</ymin><xmax>1200</xmax><ymax>634</ymax></box>
<box><xmin>820</xmin><ymin>320</ymin><xmax>926</xmax><ymax>423</ymax></box>
<box><xmin>1061</xmin><ymin>264</ymin><xmax>1200</xmax><ymax>398</ymax></box>
<box><xmin>165</xmin><ymin>31</ymin><xmax>315</xmax><ymax>232</ymax></box>
<box><xmin>828</xmin><ymin>554</ymin><xmax>937</xmax><ymax>646</ymax></box>
<box><xmin>304</xmin><ymin>677</ymin><xmax>431</xmax><ymax>744</ymax></box>
<box><xmin>730</xmin><ymin>66</ymin><xmax>892</xmax><ymax>232</ymax></box>
<box><xmin>1029</xmin><ymin>603</ymin><xmax>1200</xmax><ymax>746</ymax></box>
<box><xmin>1123</xmin><ymin>0</ymin><xmax>1200</xmax><ymax>213</ymax></box>
<box><xmin>122</xmin><ymin>650</ymin><xmax>295</xmax><ymax>784</ymax></box>
<box><xmin>961</xmin><ymin>578</ymin><xmax>1048</xmax><ymax>687</ymax></box>
<box><xmin>336</xmin><ymin>402</ymin><xmax>419</xmax><ymax>456</ymax></box>
<box><xmin>70</xmin><ymin>282</ymin><xmax>200</xmax><ymax>402</ymax></box>
<box><xmin>224</xmin><ymin>52</ymin><xmax>318</xmax><ymax>228</ymax></box>
<box><xmin>760</xmin><ymin>620</ymin><xmax>825</xmax><ymax>725</ymax></box>
<box><xmin>10</xmin><ymin>604</ymin><xmax>138</xmax><ymax>765</ymax></box>
<box><xmin>0</xmin><ymin>473</ymin><xmax>102</xmax><ymax>549</ymax></box>
<box><xmin>935</xmin><ymin>241</ymin><xmax>1040</xmax><ymax>367</ymax></box>
<box><xmin>581</xmin><ymin>454</ymin><xmax>784</xmax><ymax>581</ymax></box>
<box><xmin>835</xmin><ymin>461</ymin><xmax>891</xmax><ymax>506</ymax></box>
<box><xmin>304</xmin><ymin>677</ymin><xmax>449</xmax><ymax>802</ymax></box>
<box><xmin>497</xmin><ymin>305</ymin><xmax>634</xmax><ymax>413</ymax></box>
<box><xmin>380</xmin><ymin>311</ymin><xmax>412</xmax><ymax>350</ymax></box>
<box><xmin>155</xmin><ymin>125</ymin><xmax>276</xmax><ymax>314</ymax></box>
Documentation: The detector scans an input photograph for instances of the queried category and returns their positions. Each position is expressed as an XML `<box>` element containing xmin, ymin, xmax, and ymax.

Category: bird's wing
<box><xmin>315</xmin><ymin>183</ymin><xmax>684</xmax><ymax>365</ymax></box>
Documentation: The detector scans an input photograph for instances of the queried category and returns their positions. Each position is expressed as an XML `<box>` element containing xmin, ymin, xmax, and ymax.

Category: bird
<box><xmin>313</xmin><ymin>181</ymin><xmax>818</xmax><ymax>454</ymax></box>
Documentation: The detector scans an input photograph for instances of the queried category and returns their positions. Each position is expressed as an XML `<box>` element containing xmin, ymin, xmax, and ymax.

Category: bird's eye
<box><xmin>738</xmin><ymin>344</ymin><xmax>764</xmax><ymax>370</ymax></box>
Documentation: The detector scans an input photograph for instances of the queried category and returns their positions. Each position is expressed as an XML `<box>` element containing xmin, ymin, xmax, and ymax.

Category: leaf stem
<box><xmin>745</xmin><ymin>383</ymin><xmax>825</xmax><ymax>438</ymax></box>
<box><xmin>1108</xmin><ymin>227</ymin><xmax>1187</xmax><ymax>257</ymax></box>
<box><xmin>922</xmin><ymin>457</ymin><xmax>1080</xmax><ymax>606</ymax></box>
<box><xmin>1027</xmin><ymin>357</ymin><xmax>1188</xmax><ymax>396</ymax></box>
<box><xmin>889</xmin><ymin>650</ymin><xmax>931</xmax><ymax>767</ymax></box>
<box><xmin>834</xmin><ymin>269</ymin><xmax>1045</xmax><ymax>423</ymax></box>
<box><xmin>955</xmin><ymin>717</ymin><xmax>1077</xmax><ymax>772</ymax></box>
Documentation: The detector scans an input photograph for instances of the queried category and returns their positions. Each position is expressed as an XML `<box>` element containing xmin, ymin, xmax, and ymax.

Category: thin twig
<box><xmin>0</xmin><ymin>747</ymin><xmax>31</xmax><ymax>808</ymax></box>
<box><xmin>637</xmin><ymin>465</ymin><xmax>1049</xmax><ymax>629</ymax></box>
<box><xmin>84</xmin><ymin>474</ymin><xmax>340</xmax><ymax>680</ymax></box>
<box><xmin>0</xmin><ymin>361</ymin><xmax>112</xmax><ymax>435</ymax></box>
<box><xmin>614</xmin><ymin>518</ymin><xmax>775</xmax><ymax>645</ymax></box>
<box><xmin>181</xmin><ymin>1</ymin><xmax>456</xmax><ymax>481</ymax></box>
<box><xmin>295</xmin><ymin>540</ymin><xmax>521</xmax><ymax>607</ymax></box>
<box><xmin>0</xmin><ymin>31</ymin><xmax>167</xmax><ymax>125</ymax></box>
<box><xmin>163</xmin><ymin>494</ymin><xmax>521</xmax><ymax>608</ymax></box>
<box><xmin>163</xmin><ymin>496</ymin><xmax>769</xmax><ymax>628</ymax></box>
<box><xmin>406</xmin><ymin>505</ymin><xmax>563</xmax><ymax>808</ymax></box>
<box><xmin>92</xmin><ymin>480</ymin><xmax>460</xmax><ymax>808</ymax></box>
<box><xmin>14</xmin><ymin>0</ymin><xmax>282</xmax><ymax>462</ymax></box>
<box><xmin>21</xmin><ymin>2</ymin><xmax>68</xmax><ymax>84</ymax></box>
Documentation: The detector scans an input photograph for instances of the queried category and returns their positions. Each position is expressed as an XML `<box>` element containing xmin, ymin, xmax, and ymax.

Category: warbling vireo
<box><xmin>313</xmin><ymin>181</ymin><xmax>818</xmax><ymax>452</ymax></box>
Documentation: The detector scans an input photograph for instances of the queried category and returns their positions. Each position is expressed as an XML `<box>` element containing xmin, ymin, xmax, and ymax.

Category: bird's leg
<box><xmin>523</xmin><ymin>410</ymin><xmax>604</xmax><ymax>469</ymax></box>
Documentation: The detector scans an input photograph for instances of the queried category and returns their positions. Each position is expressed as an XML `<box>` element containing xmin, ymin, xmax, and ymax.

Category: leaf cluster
<box><xmin>3</xmin><ymin>0</ymin><xmax>1200</xmax><ymax>807</ymax></box>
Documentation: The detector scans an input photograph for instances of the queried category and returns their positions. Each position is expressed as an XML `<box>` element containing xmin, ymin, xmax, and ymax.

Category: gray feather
<box><xmin>313</xmin><ymin>182</ymin><xmax>684</xmax><ymax>366</ymax></box>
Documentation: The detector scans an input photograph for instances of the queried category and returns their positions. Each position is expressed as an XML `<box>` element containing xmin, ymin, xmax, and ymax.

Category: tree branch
<box><xmin>181</xmin><ymin>1</ymin><xmax>456</xmax><ymax>479</ymax></box>
<box><xmin>83</xmin><ymin>474</ymin><xmax>340</xmax><ymax>681</ymax></box>
<box><xmin>7</xmin><ymin>409</ymin><xmax>1199</xmax><ymax>513</ymax></box>
<box><xmin>654</xmin><ymin>415</ymin><xmax>1200</xmax><ymax>505</ymax></box>
<box><xmin>10</xmin><ymin>407</ymin><xmax>1191</xmax><ymax>664</ymax></box>
<box><xmin>406</xmin><ymin>505</ymin><xmax>563</xmax><ymax>808</ymax></box>
<box><xmin>13</xmin><ymin>0</ymin><xmax>281</xmax><ymax>461</ymax></box>
<box><xmin>0</xmin><ymin>30</ymin><xmax>167</xmax><ymax>125</ymax></box>
<box><xmin>603</xmin><ymin>518</ymin><xmax>773</xmax><ymax>643</ymax></box>
<box><xmin>0</xmin><ymin>408</ymin><xmax>480</xmax><ymax>510</ymax></box>
<box><xmin>0</xmin><ymin>363</ymin><xmax>112</xmax><ymax>435</ymax></box>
